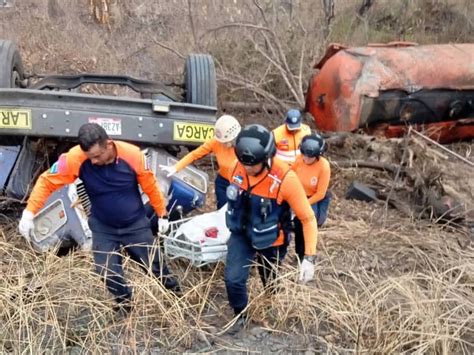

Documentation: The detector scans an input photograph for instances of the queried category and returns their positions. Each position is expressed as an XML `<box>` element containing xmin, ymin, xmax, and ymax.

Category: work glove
<box><xmin>158</xmin><ymin>217</ymin><xmax>170</xmax><ymax>234</ymax></box>
<box><xmin>18</xmin><ymin>210</ymin><xmax>35</xmax><ymax>242</ymax></box>
<box><xmin>299</xmin><ymin>257</ymin><xmax>315</xmax><ymax>284</ymax></box>
<box><xmin>159</xmin><ymin>164</ymin><xmax>177</xmax><ymax>178</ymax></box>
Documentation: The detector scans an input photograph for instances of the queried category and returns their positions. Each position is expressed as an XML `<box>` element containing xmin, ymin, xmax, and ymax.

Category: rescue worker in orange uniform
<box><xmin>224</xmin><ymin>124</ymin><xmax>318</xmax><ymax>332</ymax></box>
<box><xmin>291</xmin><ymin>133</ymin><xmax>331</xmax><ymax>260</ymax></box>
<box><xmin>160</xmin><ymin>115</ymin><xmax>241</xmax><ymax>208</ymax></box>
<box><xmin>272</xmin><ymin>109</ymin><xmax>311</xmax><ymax>164</ymax></box>
<box><xmin>18</xmin><ymin>123</ymin><xmax>178</xmax><ymax>313</ymax></box>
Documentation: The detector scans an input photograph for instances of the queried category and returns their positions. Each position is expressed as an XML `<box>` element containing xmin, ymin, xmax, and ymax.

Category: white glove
<box><xmin>159</xmin><ymin>164</ymin><xmax>177</xmax><ymax>178</ymax></box>
<box><xmin>19</xmin><ymin>210</ymin><xmax>35</xmax><ymax>242</ymax></box>
<box><xmin>299</xmin><ymin>258</ymin><xmax>315</xmax><ymax>284</ymax></box>
<box><xmin>158</xmin><ymin>217</ymin><xmax>170</xmax><ymax>234</ymax></box>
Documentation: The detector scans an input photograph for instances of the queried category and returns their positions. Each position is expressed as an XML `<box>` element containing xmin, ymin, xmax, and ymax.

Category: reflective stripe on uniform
<box><xmin>275</xmin><ymin>148</ymin><xmax>301</xmax><ymax>162</ymax></box>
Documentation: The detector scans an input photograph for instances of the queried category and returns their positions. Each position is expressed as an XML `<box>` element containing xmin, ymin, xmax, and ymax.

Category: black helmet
<box><xmin>235</xmin><ymin>124</ymin><xmax>276</xmax><ymax>166</ymax></box>
<box><xmin>300</xmin><ymin>133</ymin><xmax>326</xmax><ymax>158</ymax></box>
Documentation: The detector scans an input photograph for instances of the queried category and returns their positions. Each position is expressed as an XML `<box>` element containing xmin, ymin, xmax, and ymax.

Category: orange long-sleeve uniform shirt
<box><xmin>272</xmin><ymin>123</ymin><xmax>311</xmax><ymax>164</ymax></box>
<box><xmin>26</xmin><ymin>141</ymin><xmax>167</xmax><ymax>227</ymax></box>
<box><xmin>292</xmin><ymin>155</ymin><xmax>331</xmax><ymax>205</ymax></box>
<box><xmin>174</xmin><ymin>137</ymin><xmax>237</xmax><ymax>181</ymax></box>
<box><xmin>230</xmin><ymin>158</ymin><xmax>318</xmax><ymax>255</ymax></box>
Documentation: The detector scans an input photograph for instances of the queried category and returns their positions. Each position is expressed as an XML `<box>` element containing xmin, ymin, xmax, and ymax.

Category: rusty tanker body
<box><xmin>306</xmin><ymin>42</ymin><xmax>474</xmax><ymax>143</ymax></box>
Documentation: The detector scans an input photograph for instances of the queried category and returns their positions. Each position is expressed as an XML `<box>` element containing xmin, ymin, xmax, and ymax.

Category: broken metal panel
<box><xmin>31</xmin><ymin>183</ymin><xmax>92</xmax><ymax>253</ymax></box>
<box><xmin>346</xmin><ymin>181</ymin><xmax>378</xmax><ymax>202</ymax></box>
<box><xmin>6</xmin><ymin>137</ymin><xmax>36</xmax><ymax>199</ymax></box>
<box><xmin>144</xmin><ymin>148</ymin><xmax>208</xmax><ymax>215</ymax></box>
<box><xmin>0</xmin><ymin>144</ymin><xmax>20</xmax><ymax>192</ymax></box>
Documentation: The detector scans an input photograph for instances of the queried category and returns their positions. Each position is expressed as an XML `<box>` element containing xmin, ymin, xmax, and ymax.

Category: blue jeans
<box><xmin>215</xmin><ymin>174</ymin><xmax>229</xmax><ymax>209</ymax></box>
<box><xmin>89</xmin><ymin>216</ymin><xmax>177</xmax><ymax>305</ymax></box>
<box><xmin>294</xmin><ymin>192</ymin><xmax>331</xmax><ymax>260</ymax></box>
<box><xmin>224</xmin><ymin>232</ymin><xmax>281</xmax><ymax>314</ymax></box>
<box><xmin>312</xmin><ymin>192</ymin><xmax>331</xmax><ymax>227</ymax></box>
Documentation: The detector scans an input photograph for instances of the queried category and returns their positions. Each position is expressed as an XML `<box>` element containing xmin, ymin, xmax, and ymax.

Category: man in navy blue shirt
<box><xmin>20</xmin><ymin>123</ymin><xmax>179</xmax><ymax>313</ymax></box>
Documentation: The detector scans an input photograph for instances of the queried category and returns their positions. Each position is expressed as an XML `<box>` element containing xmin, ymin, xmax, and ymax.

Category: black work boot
<box><xmin>112</xmin><ymin>301</ymin><xmax>133</xmax><ymax>321</ymax></box>
<box><xmin>226</xmin><ymin>309</ymin><xmax>248</xmax><ymax>336</ymax></box>
<box><xmin>162</xmin><ymin>276</ymin><xmax>182</xmax><ymax>295</ymax></box>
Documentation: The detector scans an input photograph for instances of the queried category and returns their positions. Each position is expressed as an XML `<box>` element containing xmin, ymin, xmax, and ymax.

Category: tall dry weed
<box><xmin>1</xmin><ymin>210</ymin><xmax>473</xmax><ymax>352</ymax></box>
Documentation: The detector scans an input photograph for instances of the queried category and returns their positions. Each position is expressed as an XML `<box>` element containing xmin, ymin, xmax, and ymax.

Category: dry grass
<box><xmin>1</xmin><ymin>200</ymin><xmax>473</xmax><ymax>352</ymax></box>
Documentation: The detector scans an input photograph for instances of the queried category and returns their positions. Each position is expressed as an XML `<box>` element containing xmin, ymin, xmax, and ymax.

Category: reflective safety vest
<box><xmin>272</xmin><ymin>124</ymin><xmax>311</xmax><ymax>164</ymax></box>
<box><xmin>226</xmin><ymin>159</ymin><xmax>292</xmax><ymax>250</ymax></box>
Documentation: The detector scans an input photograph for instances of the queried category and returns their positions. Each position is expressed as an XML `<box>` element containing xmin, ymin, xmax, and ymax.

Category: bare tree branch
<box><xmin>253</xmin><ymin>41</ymin><xmax>302</xmax><ymax>106</ymax></box>
<box><xmin>252</xmin><ymin>0</ymin><xmax>269</xmax><ymax>27</ymax></box>
<box><xmin>358</xmin><ymin>0</ymin><xmax>375</xmax><ymax>16</ymax></box>
<box><xmin>255</xmin><ymin>28</ymin><xmax>304</xmax><ymax>105</ymax></box>
<box><xmin>151</xmin><ymin>39</ymin><xmax>186</xmax><ymax>60</ymax></box>
<box><xmin>322</xmin><ymin>0</ymin><xmax>335</xmax><ymax>24</ymax></box>
<box><xmin>202</xmin><ymin>1</ymin><xmax>313</xmax><ymax>110</ymax></box>
<box><xmin>187</xmin><ymin>0</ymin><xmax>198</xmax><ymax>48</ymax></box>
<box><xmin>202</xmin><ymin>22</ymin><xmax>271</xmax><ymax>38</ymax></box>
<box><xmin>297</xmin><ymin>33</ymin><xmax>307</xmax><ymax>104</ymax></box>
<box><xmin>256</xmin><ymin>62</ymin><xmax>274</xmax><ymax>87</ymax></box>
<box><xmin>322</xmin><ymin>0</ymin><xmax>335</xmax><ymax>37</ymax></box>
<box><xmin>218</xmin><ymin>71</ymin><xmax>287</xmax><ymax>110</ymax></box>
<box><xmin>204</xmin><ymin>21</ymin><xmax>305</xmax><ymax>106</ymax></box>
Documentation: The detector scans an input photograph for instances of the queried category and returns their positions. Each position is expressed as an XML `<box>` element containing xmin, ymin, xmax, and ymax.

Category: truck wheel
<box><xmin>185</xmin><ymin>54</ymin><xmax>217</xmax><ymax>108</ymax></box>
<box><xmin>0</xmin><ymin>40</ymin><xmax>24</xmax><ymax>88</ymax></box>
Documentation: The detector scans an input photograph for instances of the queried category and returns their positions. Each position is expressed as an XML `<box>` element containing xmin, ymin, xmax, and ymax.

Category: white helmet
<box><xmin>214</xmin><ymin>115</ymin><xmax>241</xmax><ymax>143</ymax></box>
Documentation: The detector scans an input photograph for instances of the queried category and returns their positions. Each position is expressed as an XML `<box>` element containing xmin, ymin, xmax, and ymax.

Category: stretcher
<box><xmin>161</xmin><ymin>206</ymin><xmax>230</xmax><ymax>267</ymax></box>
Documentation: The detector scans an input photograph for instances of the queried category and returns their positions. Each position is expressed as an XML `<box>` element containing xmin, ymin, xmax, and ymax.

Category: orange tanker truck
<box><xmin>305</xmin><ymin>42</ymin><xmax>474</xmax><ymax>143</ymax></box>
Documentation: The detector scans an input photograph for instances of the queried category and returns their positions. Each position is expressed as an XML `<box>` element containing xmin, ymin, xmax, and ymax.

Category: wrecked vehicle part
<box><xmin>0</xmin><ymin>88</ymin><xmax>217</xmax><ymax>147</ymax></box>
<box><xmin>0</xmin><ymin>39</ymin><xmax>216</xmax><ymax>252</ymax></box>
<box><xmin>345</xmin><ymin>181</ymin><xmax>378</xmax><ymax>202</ymax></box>
<box><xmin>306</xmin><ymin>42</ymin><xmax>474</xmax><ymax>142</ymax></box>
<box><xmin>5</xmin><ymin>137</ymin><xmax>38</xmax><ymax>199</ymax></box>
<box><xmin>143</xmin><ymin>147</ymin><xmax>208</xmax><ymax>216</ymax></box>
<box><xmin>0</xmin><ymin>144</ymin><xmax>20</xmax><ymax>193</ymax></box>
<box><xmin>31</xmin><ymin>183</ymin><xmax>92</xmax><ymax>253</ymax></box>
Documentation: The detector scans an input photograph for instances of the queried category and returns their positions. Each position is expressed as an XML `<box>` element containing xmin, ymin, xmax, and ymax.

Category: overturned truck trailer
<box><xmin>306</xmin><ymin>42</ymin><xmax>474</xmax><ymax>143</ymax></box>
<box><xmin>0</xmin><ymin>39</ymin><xmax>217</xmax><ymax>252</ymax></box>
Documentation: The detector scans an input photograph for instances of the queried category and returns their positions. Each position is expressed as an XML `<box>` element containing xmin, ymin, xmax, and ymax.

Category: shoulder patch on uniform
<box><xmin>233</xmin><ymin>175</ymin><xmax>243</xmax><ymax>185</ymax></box>
<box><xmin>49</xmin><ymin>155</ymin><xmax>68</xmax><ymax>175</ymax></box>
<box><xmin>49</xmin><ymin>161</ymin><xmax>59</xmax><ymax>174</ymax></box>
